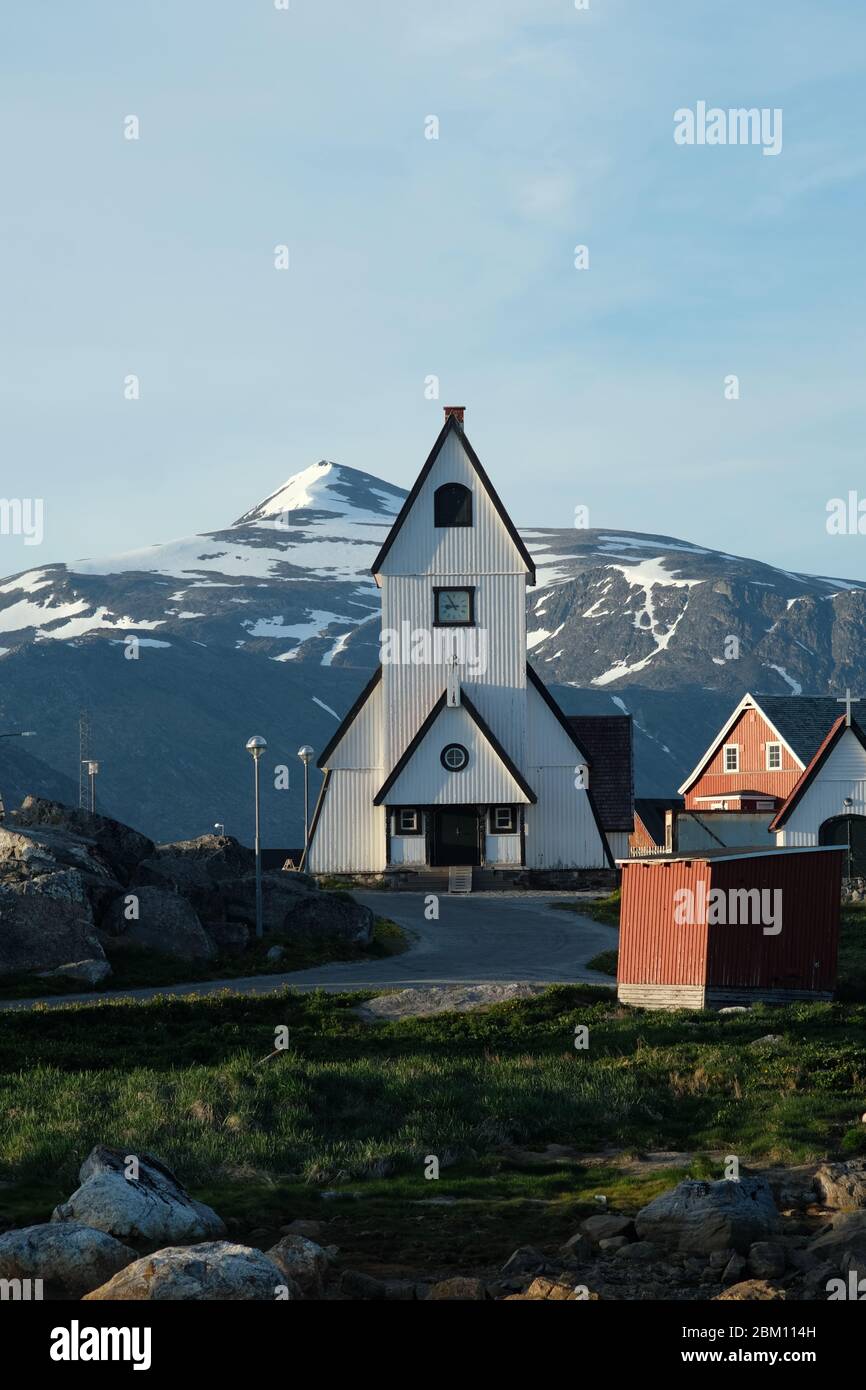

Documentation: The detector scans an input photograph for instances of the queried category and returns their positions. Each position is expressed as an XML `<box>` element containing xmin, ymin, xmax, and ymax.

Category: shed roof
<box><xmin>621</xmin><ymin>844</ymin><xmax>845</xmax><ymax>865</ymax></box>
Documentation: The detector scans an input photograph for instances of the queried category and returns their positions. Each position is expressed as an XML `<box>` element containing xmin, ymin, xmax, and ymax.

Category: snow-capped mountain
<box><xmin>0</xmin><ymin>462</ymin><xmax>405</xmax><ymax>661</ymax></box>
<box><xmin>0</xmin><ymin>459</ymin><xmax>864</xmax><ymax>842</ymax></box>
<box><xmin>5</xmin><ymin>459</ymin><xmax>862</xmax><ymax>695</ymax></box>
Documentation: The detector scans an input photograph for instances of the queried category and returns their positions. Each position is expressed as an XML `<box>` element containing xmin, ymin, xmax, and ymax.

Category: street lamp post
<box><xmin>297</xmin><ymin>745</ymin><xmax>315</xmax><ymax>861</ymax></box>
<box><xmin>245</xmin><ymin>736</ymin><xmax>268</xmax><ymax>939</ymax></box>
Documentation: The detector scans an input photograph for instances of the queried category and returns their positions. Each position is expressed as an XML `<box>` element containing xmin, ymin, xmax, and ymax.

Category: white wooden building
<box><xmin>304</xmin><ymin>407</ymin><xmax>624</xmax><ymax>878</ymax></box>
<box><xmin>770</xmin><ymin>701</ymin><xmax>866</xmax><ymax>876</ymax></box>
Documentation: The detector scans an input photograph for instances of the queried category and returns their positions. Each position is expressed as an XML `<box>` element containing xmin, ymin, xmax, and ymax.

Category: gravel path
<box><xmin>0</xmin><ymin>892</ymin><xmax>617</xmax><ymax>1012</ymax></box>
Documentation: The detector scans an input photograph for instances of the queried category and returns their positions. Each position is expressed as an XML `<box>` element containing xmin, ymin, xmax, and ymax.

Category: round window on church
<box><xmin>441</xmin><ymin>743</ymin><xmax>469</xmax><ymax>772</ymax></box>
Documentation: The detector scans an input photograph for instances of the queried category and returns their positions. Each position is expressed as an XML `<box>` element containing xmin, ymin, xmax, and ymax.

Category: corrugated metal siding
<box><xmin>620</xmin><ymin>851</ymin><xmax>843</xmax><ymax>995</ymax></box>
<box><xmin>686</xmin><ymin>708</ymin><xmax>800</xmax><ymax>808</ymax></box>
<box><xmin>524</xmin><ymin>769</ymin><xmax>608</xmax><ymax>869</ymax></box>
<box><xmin>485</xmin><ymin>832</ymin><xmax>522</xmax><ymax>865</ymax></box>
<box><xmin>708</xmin><ymin>853</ymin><xmax>842</xmax><ymax>992</ymax></box>
<box><xmin>308</xmin><ymin>770</ymin><xmax>386</xmax><ymax>873</ymax></box>
<box><xmin>782</xmin><ymin>728</ymin><xmax>866</xmax><ymax>837</ymax></box>
<box><xmin>382</xmin><ymin>701</ymin><xmax>531</xmax><ymax>806</ymax></box>
<box><xmin>381</xmin><ymin>573</ymin><xmax>526</xmax><ymax>768</ymax></box>
<box><xmin>526</xmin><ymin>678</ymin><xmax>580</xmax><ymax>767</ymax></box>
<box><xmin>377</xmin><ymin>430</ymin><xmax>528</xmax><ymax>579</ymax></box>
<box><xmin>388</xmin><ymin>834</ymin><xmax>426</xmax><ymax>866</ymax></box>
<box><xmin>326</xmin><ymin>678</ymin><xmax>383</xmax><ymax>770</ymax></box>
<box><xmin>607</xmin><ymin>831</ymin><xmax>630</xmax><ymax>861</ymax></box>
<box><xmin>522</xmin><ymin>680</ymin><xmax>608</xmax><ymax>868</ymax></box>
<box><xmin>619</xmin><ymin>860</ymin><xmax>709</xmax><ymax>986</ymax></box>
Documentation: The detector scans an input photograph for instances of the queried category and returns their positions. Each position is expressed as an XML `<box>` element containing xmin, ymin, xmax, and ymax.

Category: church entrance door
<box><xmin>431</xmin><ymin>808</ymin><xmax>481</xmax><ymax>867</ymax></box>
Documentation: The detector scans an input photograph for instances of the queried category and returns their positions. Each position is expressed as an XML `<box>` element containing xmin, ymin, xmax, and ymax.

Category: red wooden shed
<box><xmin>617</xmin><ymin>845</ymin><xmax>844</xmax><ymax>1010</ymax></box>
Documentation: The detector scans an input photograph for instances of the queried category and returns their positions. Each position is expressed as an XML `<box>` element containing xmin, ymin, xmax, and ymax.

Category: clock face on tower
<box><xmin>434</xmin><ymin>587</ymin><xmax>474</xmax><ymax>626</ymax></box>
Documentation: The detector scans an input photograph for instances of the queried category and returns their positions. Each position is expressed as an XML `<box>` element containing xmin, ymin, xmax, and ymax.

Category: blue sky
<box><xmin>1</xmin><ymin>0</ymin><xmax>865</xmax><ymax>578</ymax></box>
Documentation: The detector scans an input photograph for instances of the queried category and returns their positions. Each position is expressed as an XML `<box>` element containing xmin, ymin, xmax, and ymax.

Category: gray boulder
<box><xmin>580</xmin><ymin>1213</ymin><xmax>634</xmax><ymax>1244</ymax></box>
<box><xmin>265</xmin><ymin>1234</ymin><xmax>329</xmax><ymax>1297</ymax></box>
<box><xmin>219</xmin><ymin>873</ymin><xmax>372</xmax><ymax>944</ymax></box>
<box><xmin>748</xmin><ymin>1241</ymin><xmax>786</xmax><ymax>1279</ymax></box>
<box><xmin>283</xmin><ymin>889</ymin><xmax>374</xmax><ymax>944</ymax></box>
<box><xmin>0</xmin><ymin>1221</ymin><xmax>137</xmax><ymax>1297</ymax></box>
<box><xmin>130</xmin><ymin>836</ymin><xmax>254</xmax><ymax>923</ymax></box>
<box><xmin>52</xmin><ymin>1146</ymin><xmax>226</xmax><ymax>1249</ymax></box>
<box><xmin>635</xmin><ymin>1178</ymin><xmax>779</xmax><ymax>1253</ymax></box>
<box><xmin>0</xmin><ymin>869</ymin><xmax>106</xmax><ymax>976</ymax></box>
<box><xmin>220</xmin><ymin>872</ymin><xmax>315</xmax><ymax>934</ymax></box>
<box><xmin>813</xmin><ymin>1160</ymin><xmax>866</xmax><ymax>1211</ymax></box>
<box><xmin>151</xmin><ymin>834</ymin><xmax>256</xmax><ymax>881</ymax></box>
<box><xmin>83</xmin><ymin>1241</ymin><xmax>289</xmax><ymax>1300</ymax></box>
<box><xmin>807</xmin><ymin>1210</ymin><xmax>866</xmax><ymax>1279</ymax></box>
<box><xmin>101</xmin><ymin>886</ymin><xmax>215</xmax><ymax>961</ymax></box>
<box><xmin>36</xmin><ymin>958</ymin><xmax>112</xmax><ymax>985</ymax></box>
<box><xmin>205</xmin><ymin>920</ymin><xmax>250</xmax><ymax>956</ymax></box>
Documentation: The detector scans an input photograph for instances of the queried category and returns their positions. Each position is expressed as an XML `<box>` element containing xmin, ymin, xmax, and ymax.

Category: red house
<box><xmin>676</xmin><ymin>693</ymin><xmax>847</xmax><ymax>814</ymax></box>
<box><xmin>617</xmin><ymin>844</ymin><xmax>844</xmax><ymax>1010</ymax></box>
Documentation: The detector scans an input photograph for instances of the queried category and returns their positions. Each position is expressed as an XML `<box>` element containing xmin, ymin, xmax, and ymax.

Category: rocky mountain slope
<box><xmin>0</xmin><ymin>460</ymin><xmax>862</xmax><ymax>842</ymax></box>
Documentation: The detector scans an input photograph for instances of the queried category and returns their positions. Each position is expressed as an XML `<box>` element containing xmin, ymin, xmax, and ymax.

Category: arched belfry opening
<box><xmin>434</xmin><ymin>482</ymin><xmax>472</xmax><ymax>528</ymax></box>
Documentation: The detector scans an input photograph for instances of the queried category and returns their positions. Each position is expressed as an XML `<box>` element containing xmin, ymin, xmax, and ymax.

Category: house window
<box><xmin>723</xmin><ymin>744</ymin><xmax>739</xmax><ymax>772</ymax></box>
<box><xmin>440</xmin><ymin>743</ymin><xmax>469</xmax><ymax>771</ymax></box>
<box><xmin>433</xmin><ymin>587</ymin><xmax>475</xmax><ymax>626</ymax></box>
<box><xmin>766</xmin><ymin>742</ymin><xmax>782</xmax><ymax>770</ymax></box>
<box><xmin>489</xmin><ymin>805</ymin><xmax>518</xmax><ymax>833</ymax></box>
<box><xmin>434</xmin><ymin>483</ymin><xmax>472</xmax><ymax>528</ymax></box>
<box><xmin>396</xmin><ymin>808</ymin><xmax>422</xmax><ymax>835</ymax></box>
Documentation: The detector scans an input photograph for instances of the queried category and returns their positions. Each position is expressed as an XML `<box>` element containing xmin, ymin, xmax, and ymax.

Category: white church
<box><xmin>304</xmin><ymin>407</ymin><xmax>632</xmax><ymax>881</ymax></box>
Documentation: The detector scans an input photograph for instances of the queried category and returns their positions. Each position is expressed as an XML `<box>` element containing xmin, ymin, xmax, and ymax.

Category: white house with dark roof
<box><xmin>303</xmin><ymin>407</ymin><xmax>631</xmax><ymax>880</ymax></box>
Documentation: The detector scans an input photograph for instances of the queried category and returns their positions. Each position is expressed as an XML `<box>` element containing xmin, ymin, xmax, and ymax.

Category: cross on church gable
<box><xmin>837</xmin><ymin>688</ymin><xmax>861</xmax><ymax>727</ymax></box>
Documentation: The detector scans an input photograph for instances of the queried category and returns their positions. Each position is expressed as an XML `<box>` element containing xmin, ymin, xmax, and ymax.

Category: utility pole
<box><xmin>81</xmin><ymin>759</ymin><xmax>99</xmax><ymax>813</ymax></box>
<box><xmin>78</xmin><ymin>709</ymin><xmax>91</xmax><ymax>810</ymax></box>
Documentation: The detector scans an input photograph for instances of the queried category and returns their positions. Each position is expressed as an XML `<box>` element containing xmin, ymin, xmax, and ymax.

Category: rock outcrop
<box><xmin>101</xmin><ymin>886</ymin><xmax>215</xmax><ymax>962</ymax></box>
<box><xmin>813</xmin><ymin>1159</ymin><xmax>866</xmax><ymax>1211</ymax></box>
<box><xmin>635</xmin><ymin>1178</ymin><xmax>780</xmax><ymax>1254</ymax></box>
<box><xmin>83</xmin><ymin>1241</ymin><xmax>288</xmax><ymax>1300</ymax></box>
<box><xmin>0</xmin><ymin>800</ymin><xmax>372</xmax><ymax>978</ymax></box>
<box><xmin>0</xmin><ymin>869</ymin><xmax>106</xmax><ymax>976</ymax></box>
<box><xmin>52</xmin><ymin>1147</ymin><xmax>226</xmax><ymax>1250</ymax></box>
<box><xmin>0</xmin><ymin>1222</ymin><xmax>137</xmax><ymax>1297</ymax></box>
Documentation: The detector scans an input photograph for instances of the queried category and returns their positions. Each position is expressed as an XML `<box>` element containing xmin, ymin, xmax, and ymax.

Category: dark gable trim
<box><xmin>770</xmin><ymin>716</ymin><xmax>866</xmax><ymax>830</ymax></box>
<box><xmin>316</xmin><ymin>666</ymin><xmax>382</xmax><ymax>769</ymax></box>
<box><xmin>370</xmin><ymin>414</ymin><xmax>536</xmax><ymax>585</ymax></box>
<box><xmin>373</xmin><ymin>689</ymin><xmax>537</xmax><ymax>806</ymax></box>
<box><xmin>298</xmin><ymin>768</ymin><xmax>332</xmax><ymax>871</ymax></box>
<box><xmin>526</xmin><ymin>664</ymin><xmax>592</xmax><ymax>763</ymax></box>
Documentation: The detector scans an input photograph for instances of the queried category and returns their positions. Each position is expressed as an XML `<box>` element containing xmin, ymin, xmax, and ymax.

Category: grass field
<box><xmin>0</xmin><ymin>916</ymin><xmax>408</xmax><ymax>1001</ymax></box>
<box><xmin>2</xmin><ymin>982</ymin><xmax>865</xmax><ymax>1239</ymax></box>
